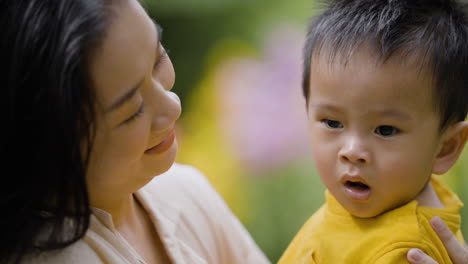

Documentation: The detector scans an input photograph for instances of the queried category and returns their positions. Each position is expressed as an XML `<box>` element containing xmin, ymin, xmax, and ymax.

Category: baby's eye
<box><xmin>321</xmin><ymin>119</ymin><xmax>343</xmax><ymax>129</ymax></box>
<box><xmin>374</xmin><ymin>125</ymin><xmax>400</xmax><ymax>137</ymax></box>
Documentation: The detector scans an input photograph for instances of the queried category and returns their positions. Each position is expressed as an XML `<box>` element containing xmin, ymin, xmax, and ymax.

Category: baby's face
<box><xmin>306</xmin><ymin>48</ymin><xmax>444</xmax><ymax>218</ymax></box>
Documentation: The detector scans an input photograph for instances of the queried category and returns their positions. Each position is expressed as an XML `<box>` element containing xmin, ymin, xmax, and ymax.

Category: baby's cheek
<box><xmin>311</xmin><ymin>145</ymin><xmax>327</xmax><ymax>166</ymax></box>
<box><xmin>313</xmin><ymin>150</ymin><xmax>336</xmax><ymax>181</ymax></box>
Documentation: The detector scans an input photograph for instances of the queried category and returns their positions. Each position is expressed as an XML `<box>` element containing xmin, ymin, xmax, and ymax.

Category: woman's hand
<box><xmin>406</xmin><ymin>216</ymin><xmax>468</xmax><ymax>264</ymax></box>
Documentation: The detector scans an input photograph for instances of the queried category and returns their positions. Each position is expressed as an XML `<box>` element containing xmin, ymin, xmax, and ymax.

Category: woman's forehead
<box><xmin>89</xmin><ymin>0</ymin><xmax>158</xmax><ymax>109</ymax></box>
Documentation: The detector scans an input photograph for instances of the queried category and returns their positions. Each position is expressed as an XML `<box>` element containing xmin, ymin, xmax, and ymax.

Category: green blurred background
<box><xmin>144</xmin><ymin>1</ymin><xmax>468</xmax><ymax>262</ymax></box>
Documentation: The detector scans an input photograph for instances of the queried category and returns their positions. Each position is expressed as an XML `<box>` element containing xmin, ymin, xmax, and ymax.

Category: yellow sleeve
<box><xmin>278</xmin><ymin>232</ymin><xmax>315</xmax><ymax>264</ymax></box>
<box><xmin>278</xmin><ymin>212</ymin><xmax>320</xmax><ymax>264</ymax></box>
<box><xmin>374</xmin><ymin>248</ymin><xmax>411</xmax><ymax>264</ymax></box>
<box><xmin>373</xmin><ymin>245</ymin><xmax>448</xmax><ymax>264</ymax></box>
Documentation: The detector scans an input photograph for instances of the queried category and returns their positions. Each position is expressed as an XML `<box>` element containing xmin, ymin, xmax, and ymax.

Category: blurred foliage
<box><xmin>144</xmin><ymin>0</ymin><xmax>238</xmax><ymax>15</ymax></box>
<box><xmin>174</xmin><ymin>40</ymin><xmax>256</xmax><ymax>221</ymax></box>
<box><xmin>246</xmin><ymin>163</ymin><xmax>325</xmax><ymax>262</ymax></box>
<box><xmin>143</xmin><ymin>1</ymin><xmax>468</xmax><ymax>263</ymax></box>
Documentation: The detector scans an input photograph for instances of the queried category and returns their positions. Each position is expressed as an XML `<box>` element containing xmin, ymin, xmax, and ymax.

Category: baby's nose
<box><xmin>338</xmin><ymin>138</ymin><xmax>371</xmax><ymax>165</ymax></box>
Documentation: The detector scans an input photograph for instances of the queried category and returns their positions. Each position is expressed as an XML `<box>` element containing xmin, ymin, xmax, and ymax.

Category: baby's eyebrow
<box><xmin>310</xmin><ymin>103</ymin><xmax>412</xmax><ymax>121</ymax></box>
<box><xmin>374</xmin><ymin>109</ymin><xmax>412</xmax><ymax>121</ymax></box>
<box><xmin>310</xmin><ymin>103</ymin><xmax>343</xmax><ymax>113</ymax></box>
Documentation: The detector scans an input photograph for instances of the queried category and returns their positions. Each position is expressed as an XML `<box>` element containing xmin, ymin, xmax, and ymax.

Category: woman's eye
<box><xmin>321</xmin><ymin>119</ymin><xmax>343</xmax><ymax>129</ymax></box>
<box><xmin>375</xmin><ymin>125</ymin><xmax>399</xmax><ymax>137</ymax></box>
<box><xmin>123</xmin><ymin>103</ymin><xmax>144</xmax><ymax>125</ymax></box>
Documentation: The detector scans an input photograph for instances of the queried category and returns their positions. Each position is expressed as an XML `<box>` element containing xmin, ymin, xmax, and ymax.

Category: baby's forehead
<box><xmin>310</xmin><ymin>44</ymin><xmax>431</xmax><ymax>76</ymax></box>
<box><xmin>308</xmin><ymin>46</ymin><xmax>438</xmax><ymax>110</ymax></box>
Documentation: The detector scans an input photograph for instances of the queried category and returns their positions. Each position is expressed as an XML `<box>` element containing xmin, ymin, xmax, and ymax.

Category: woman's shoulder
<box><xmin>138</xmin><ymin>162</ymin><xmax>243</xmax><ymax>234</ymax></box>
<box><xmin>21</xmin><ymin>240</ymin><xmax>103</xmax><ymax>264</ymax></box>
<box><xmin>138</xmin><ymin>163</ymin><xmax>270</xmax><ymax>264</ymax></box>
<box><xmin>156</xmin><ymin>163</ymin><xmax>210</xmax><ymax>183</ymax></box>
<box><xmin>142</xmin><ymin>163</ymin><xmax>217</xmax><ymax>201</ymax></box>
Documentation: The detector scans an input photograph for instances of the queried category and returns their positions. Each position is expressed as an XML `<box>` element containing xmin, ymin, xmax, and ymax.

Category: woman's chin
<box><xmin>144</xmin><ymin>140</ymin><xmax>178</xmax><ymax>179</ymax></box>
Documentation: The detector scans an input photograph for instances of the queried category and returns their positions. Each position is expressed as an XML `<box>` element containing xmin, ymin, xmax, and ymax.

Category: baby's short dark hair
<box><xmin>303</xmin><ymin>0</ymin><xmax>468</xmax><ymax>129</ymax></box>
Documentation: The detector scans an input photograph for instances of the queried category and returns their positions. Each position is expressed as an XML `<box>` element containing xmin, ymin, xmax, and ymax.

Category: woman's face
<box><xmin>86</xmin><ymin>0</ymin><xmax>181</xmax><ymax>197</ymax></box>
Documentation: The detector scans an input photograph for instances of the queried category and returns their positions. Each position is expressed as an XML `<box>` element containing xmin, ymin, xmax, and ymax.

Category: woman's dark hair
<box><xmin>0</xmin><ymin>0</ymin><xmax>114</xmax><ymax>262</ymax></box>
<box><xmin>303</xmin><ymin>0</ymin><xmax>468</xmax><ymax>130</ymax></box>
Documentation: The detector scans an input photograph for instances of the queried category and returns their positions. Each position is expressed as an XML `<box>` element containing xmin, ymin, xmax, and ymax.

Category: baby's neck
<box><xmin>415</xmin><ymin>181</ymin><xmax>444</xmax><ymax>208</ymax></box>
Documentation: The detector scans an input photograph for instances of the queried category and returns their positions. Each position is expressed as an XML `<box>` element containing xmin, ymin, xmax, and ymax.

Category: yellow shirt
<box><xmin>279</xmin><ymin>176</ymin><xmax>464</xmax><ymax>264</ymax></box>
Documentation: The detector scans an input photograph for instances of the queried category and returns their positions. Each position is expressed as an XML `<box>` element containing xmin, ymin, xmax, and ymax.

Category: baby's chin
<box><xmin>343</xmin><ymin>200</ymin><xmax>410</xmax><ymax>219</ymax></box>
<box><xmin>348</xmin><ymin>210</ymin><xmax>382</xmax><ymax>218</ymax></box>
<box><xmin>332</xmin><ymin>187</ymin><xmax>419</xmax><ymax>218</ymax></box>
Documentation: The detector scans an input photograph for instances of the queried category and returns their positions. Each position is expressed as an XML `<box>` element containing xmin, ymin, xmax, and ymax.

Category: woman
<box><xmin>0</xmin><ymin>0</ymin><xmax>465</xmax><ymax>263</ymax></box>
<box><xmin>1</xmin><ymin>0</ymin><xmax>268</xmax><ymax>263</ymax></box>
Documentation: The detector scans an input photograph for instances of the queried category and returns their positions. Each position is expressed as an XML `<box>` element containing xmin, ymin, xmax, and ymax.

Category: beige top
<box><xmin>24</xmin><ymin>163</ymin><xmax>270</xmax><ymax>264</ymax></box>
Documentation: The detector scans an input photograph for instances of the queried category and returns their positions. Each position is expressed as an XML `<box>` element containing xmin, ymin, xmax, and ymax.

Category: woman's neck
<box><xmin>90</xmin><ymin>191</ymin><xmax>140</xmax><ymax>228</ymax></box>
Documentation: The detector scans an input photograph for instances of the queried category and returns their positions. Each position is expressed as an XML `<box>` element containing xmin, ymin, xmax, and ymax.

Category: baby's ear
<box><xmin>432</xmin><ymin>121</ymin><xmax>468</xmax><ymax>175</ymax></box>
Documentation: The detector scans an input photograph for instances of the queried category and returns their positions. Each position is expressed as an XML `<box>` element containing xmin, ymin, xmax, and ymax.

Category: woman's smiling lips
<box><xmin>145</xmin><ymin>129</ymin><xmax>176</xmax><ymax>155</ymax></box>
<box><xmin>341</xmin><ymin>174</ymin><xmax>372</xmax><ymax>201</ymax></box>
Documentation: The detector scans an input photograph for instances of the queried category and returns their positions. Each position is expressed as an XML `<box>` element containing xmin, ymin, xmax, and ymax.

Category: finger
<box><xmin>431</xmin><ymin>216</ymin><xmax>468</xmax><ymax>263</ymax></box>
<box><xmin>407</xmin><ymin>248</ymin><xmax>438</xmax><ymax>264</ymax></box>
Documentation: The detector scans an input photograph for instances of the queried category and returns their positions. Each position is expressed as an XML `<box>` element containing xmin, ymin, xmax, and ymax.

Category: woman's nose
<box><xmin>151</xmin><ymin>90</ymin><xmax>181</xmax><ymax>131</ymax></box>
<box><xmin>338</xmin><ymin>137</ymin><xmax>371</xmax><ymax>165</ymax></box>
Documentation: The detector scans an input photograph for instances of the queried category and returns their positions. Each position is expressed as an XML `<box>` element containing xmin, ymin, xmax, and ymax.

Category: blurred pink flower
<box><xmin>215</xmin><ymin>25</ymin><xmax>311</xmax><ymax>172</ymax></box>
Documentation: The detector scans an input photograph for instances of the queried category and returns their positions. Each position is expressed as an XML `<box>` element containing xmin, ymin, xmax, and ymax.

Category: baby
<box><xmin>280</xmin><ymin>0</ymin><xmax>468</xmax><ymax>263</ymax></box>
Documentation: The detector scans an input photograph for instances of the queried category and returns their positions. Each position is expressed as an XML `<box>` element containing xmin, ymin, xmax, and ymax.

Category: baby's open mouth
<box><xmin>343</xmin><ymin>180</ymin><xmax>371</xmax><ymax>201</ymax></box>
<box><xmin>345</xmin><ymin>181</ymin><xmax>370</xmax><ymax>191</ymax></box>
